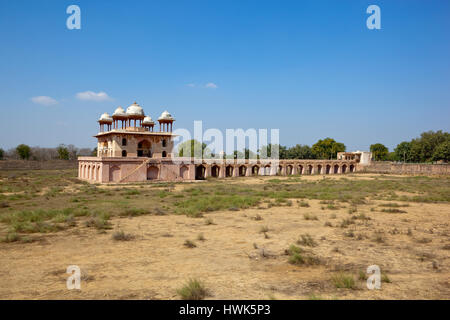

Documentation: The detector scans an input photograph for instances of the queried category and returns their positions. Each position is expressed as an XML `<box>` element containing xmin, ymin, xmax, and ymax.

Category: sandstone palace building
<box><xmin>78</xmin><ymin>102</ymin><xmax>369</xmax><ymax>183</ymax></box>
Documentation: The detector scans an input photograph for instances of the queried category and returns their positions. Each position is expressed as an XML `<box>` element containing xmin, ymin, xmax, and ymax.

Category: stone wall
<box><xmin>0</xmin><ymin>160</ymin><xmax>78</xmax><ymax>170</ymax></box>
<box><xmin>357</xmin><ymin>162</ymin><xmax>450</xmax><ymax>175</ymax></box>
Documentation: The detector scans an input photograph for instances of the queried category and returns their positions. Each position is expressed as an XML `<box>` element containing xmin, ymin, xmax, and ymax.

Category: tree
<box><xmin>177</xmin><ymin>139</ymin><xmax>210</xmax><ymax>158</ymax></box>
<box><xmin>91</xmin><ymin>147</ymin><xmax>98</xmax><ymax>157</ymax></box>
<box><xmin>286</xmin><ymin>144</ymin><xmax>314</xmax><ymax>159</ymax></box>
<box><xmin>432</xmin><ymin>141</ymin><xmax>450</xmax><ymax>162</ymax></box>
<box><xmin>312</xmin><ymin>138</ymin><xmax>346</xmax><ymax>159</ymax></box>
<box><xmin>16</xmin><ymin>144</ymin><xmax>31</xmax><ymax>160</ymax></box>
<box><xmin>370</xmin><ymin>143</ymin><xmax>389</xmax><ymax>161</ymax></box>
<box><xmin>57</xmin><ymin>144</ymin><xmax>70</xmax><ymax>160</ymax></box>
<box><xmin>394</xmin><ymin>141</ymin><xmax>412</xmax><ymax>162</ymax></box>
<box><xmin>0</xmin><ymin>148</ymin><xmax>3</xmax><ymax>160</ymax></box>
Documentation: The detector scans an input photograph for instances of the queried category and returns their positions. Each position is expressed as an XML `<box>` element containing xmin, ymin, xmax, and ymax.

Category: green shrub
<box><xmin>177</xmin><ymin>279</ymin><xmax>210</xmax><ymax>300</ymax></box>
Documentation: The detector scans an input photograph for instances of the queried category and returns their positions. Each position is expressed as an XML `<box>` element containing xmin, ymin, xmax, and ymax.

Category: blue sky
<box><xmin>0</xmin><ymin>0</ymin><xmax>449</xmax><ymax>151</ymax></box>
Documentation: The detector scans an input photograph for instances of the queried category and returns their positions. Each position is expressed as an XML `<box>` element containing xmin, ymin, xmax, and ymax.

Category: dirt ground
<box><xmin>0</xmin><ymin>174</ymin><xmax>449</xmax><ymax>300</ymax></box>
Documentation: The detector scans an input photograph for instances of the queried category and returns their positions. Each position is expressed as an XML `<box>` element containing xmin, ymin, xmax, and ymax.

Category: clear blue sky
<box><xmin>0</xmin><ymin>0</ymin><xmax>449</xmax><ymax>151</ymax></box>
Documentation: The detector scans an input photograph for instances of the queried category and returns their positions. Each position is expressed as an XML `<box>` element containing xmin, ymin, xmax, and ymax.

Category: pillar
<box><xmin>233</xmin><ymin>165</ymin><xmax>239</xmax><ymax>177</ymax></box>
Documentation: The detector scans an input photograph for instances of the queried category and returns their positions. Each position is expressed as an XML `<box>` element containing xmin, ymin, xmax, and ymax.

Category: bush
<box><xmin>112</xmin><ymin>230</ymin><xmax>135</xmax><ymax>241</ymax></box>
<box><xmin>184</xmin><ymin>240</ymin><xmax>196</xmax><ymax>248</ymax></box>
<box><xmin>331</xmin><ymin>273</ymin><xmax>356</xmax><ymax>289</ymax></box>
<box><xmin>177</xmin><ymin>279</ymin><xmax>210</xmax><ymax>300</ymax></box>
<box><xmin>297</xmin><ymin>234</ymin><xmax>317</xmax><ymax>247</ymax></box>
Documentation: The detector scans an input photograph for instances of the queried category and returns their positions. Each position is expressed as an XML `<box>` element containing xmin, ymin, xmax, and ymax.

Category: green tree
<box><xmin>177</xmin><ymin>139</ymin><xmax>210</xmax><ymax>158</ymax></box>
<box><xmin>394</xmin><ymin>141</ymin><xmax>412</xmax><ymax>162</ymax></box>
<box><xmin>286</xmin><ymin>144</ymin><xmax>314</xmax><ymax>159</ymax></box>
<box><xmin>312</xmin><ymin>138</ymin><xmax>345</xmax><ymax>159</ymax></box>
<box><xmin>16</xmin><ymin>144</ymin><xmax>31</xmax><ymax>160</ymax></box>
<box><xmin>57</xmin><ymin>144</ymin><xmax>70</xmax><ymax>160</ymax></box>
<box><xmin>0</xmin><ymin>148</ymin><xmax>4</xmax><ymax>160</ymax></box>
<box><xmin>92</xmin><ymin>147</ymin><xmax>98</xmax><ymax>156</ymax></box>
<box><xmin>432</xmin><ymin>141</ymin><xmax>450</xmax><ymax>162</ymax></box>
<box><xmin>370</xmin><ymin>143</ymin><xmax>389</xmax><ymax>161</ymax></box>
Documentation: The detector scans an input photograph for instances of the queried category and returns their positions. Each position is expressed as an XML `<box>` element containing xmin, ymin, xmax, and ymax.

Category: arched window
<box><xmin>122</xmin><ymin>138</ymin><xmax>127</xmax><ymax>146</ymax></box>
<box><xmin>122</xmin><ymin>150</ymin><xmax>127</xmax><ymax>157</ymax></box>
<box><xmin>162</xmin><ymin>139</ymin><xmax>167</xmax><ymax>147</ymax></box>
<box><xmin>162</xmin><ymin>151</ymin><xmax>167</xmax><ymax>158</ymax></box>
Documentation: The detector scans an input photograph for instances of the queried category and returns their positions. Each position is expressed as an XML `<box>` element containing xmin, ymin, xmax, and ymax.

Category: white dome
<box><xmin>142</xmin><ymin>116</ymin><xmax>154</xmax><ymax>124</ymax></box>
<box><xmin>112</xmin><ymin>106</ymin><xmax>127</xmax><ymax>117</ymax></box>
<box><xmin>158</xmin><ymin>110</ymin><xmax>174</xmax><ymax>121</ymax></box>
<box><xmin>126</xmin><ymin>102</ymin><xmax>145</xmax><ymax>116</ymax></box>
<box><xmin>98</xmin><ymin>112</ymin><xmax>113</xmax><ymax>122</ymax></box>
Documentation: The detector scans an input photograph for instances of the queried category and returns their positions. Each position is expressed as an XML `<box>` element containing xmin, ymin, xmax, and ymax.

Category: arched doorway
<box><xmin>239</xmin><ymin>165</ymin><xmax>246</xmax><ymax>176</ymax></box>
<box><xmin>180</xmin><ymin>166</ymin><xmax>189</xmax><ymax>179</ymax></box>
<box><xmin>342</xmin><ymin>165</ymin><xmax>347</xmax><ymax>173</ymax></box>
<box><xmin>226</xmin><ymin>165</ymin><xmax>233</xmax><ymax>177</ymax></box>
<box><xmin>349</xmin><ymin>164</ymin><xmax>355</xmax><ymax>173</ymax></box>
<box><xmin>317</xmin><ymin>165</ymin><xmax>323</xmax><ymax>174</ymax></box>
<box><xmin>109</xmin><ymin>166</ymin><xmax>121</xmax><ymax>182</ymax></box>
<box><xmin>195</xmin><ymin>165</ymin><xmax>206</xmax><ymax>180</ymax></box>
<box><xmin>298</xmin><ymin>165</ymin><xmax>303</xmax><ymax>175</ymax></box>
<box><xmin>334</xmin><ymin>164</ymin><xmax>339</xmax><ymax>174</ymax></box>
<box><xmin>326</xmin><ymin>164</ymin><xmax>331</xmax><ymax>174</ymax></box>
<box><xmin>96</xmin><ymin>167</ymin><xmax>100</xmax><ymax>181</ymax></box>
<box><xmin>277</xmin><ymin>165</ymin><xmax>283</xmax><ymax>175</ymax></box>
<box><xmin>137</xmin><ymin>140</ymin><xmax>151</xmax><ymax>157</ymax></box>
<box><xmin>211</xmin><ymin>165</ymin><xmax>220</xmax><ymax>178</ymax></box>
<box><xmin>286</xmin><ymin>165</ymin><xmax>293</xmax><ymax>175</ymax></box>
<box><xmin>264</xmin><ymin>165</ymin><xmax>271</xmax><ymax>176</ymax></box>
<box><xmin>147</xmin><ymin>166</ymin><xmax>159</xmax><ymax>180</ymax></box>
<box><xmin>307</xmin><ymin>165</ymin><xmax>313</xmax><ymax>174</ymax></box>
<box><xmin>252</xmin><ymin>165</ymin><xmax>259</xmax><ymax>176</ymax></box>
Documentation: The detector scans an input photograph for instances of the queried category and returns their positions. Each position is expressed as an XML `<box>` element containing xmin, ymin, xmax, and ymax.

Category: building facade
<box><xmin>78</xmin><ymin>103</ymin><xmax>366</xmax><ymax>183</ymax></box>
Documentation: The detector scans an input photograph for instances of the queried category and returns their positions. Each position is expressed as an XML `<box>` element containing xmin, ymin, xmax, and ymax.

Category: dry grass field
<box><xmin>0</xmin><ymin>169</ymin><xmax>449</xmax><ymax>299</ymax></box>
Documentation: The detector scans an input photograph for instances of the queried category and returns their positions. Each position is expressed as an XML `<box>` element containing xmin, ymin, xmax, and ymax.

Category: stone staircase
<box><xmin>119</xmin><ymin>158</ymin><xmax>151</xmax><ymax>183</ymax></box>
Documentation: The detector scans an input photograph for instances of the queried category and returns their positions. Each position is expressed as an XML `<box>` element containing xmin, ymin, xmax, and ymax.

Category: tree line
<box><xmin>177</xmin><ymin>137</ymin><xmax>347</xmax><ymax>160</ymax></box>
<box><xmin>370</xmin><ymin>130</ymin><xmax>450</xmax><ymax>162</ymax></box>
<box><xmin>0</xmin><ymin>144</ymin><xmax>95</xmax><ymax>161</ymax></box>
<box><xmin>177</xmin><ymin>130</ymin><xmax>450</xmax><ymax>163</ymax></box>
<box><xmin>1</xmin><ymin>130</ymin><xmax>448</xmax><ymax>162</ymax></box>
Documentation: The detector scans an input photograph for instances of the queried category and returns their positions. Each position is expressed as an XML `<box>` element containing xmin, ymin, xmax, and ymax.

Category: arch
<box><xmin>325</xmin><ymin>164</ymin><xmax>331</xmax><ymax>174</ymax></box>
<box><xmin>342</xmin><ymin>164</ymin><xmax>347</xmax><ymax>173</ymax></box>
<box><xmin>252</xmin><ymin>165</ymin><xmax>259</xmax><ymax>176</ymax></box>
<box><xmin>317</xmin><ymin>165</ymin><xmax>323</xmax><ymax>174</ymax></box>
<box><xmin>307</xmin><ymin>165</ymin><xmax>313</xmax><ymax>175</ymax></box>
<box><xmin>211</xmin><ymin>165</ymin><xmax>220</xmax><ymax>178</ymax></box>
<box><xmin>264</xmin><ymin>165</ymin><xmax>271</xmax><ymax>176</ymax></box>
<box><xmin>162</xmin><ymin>151</ymin><xmax>167</xmax><ymax>158</ymax></box>
<box><xmin>96</xmin><ymin>166</ymin><xmax>101</xmax><ymax>181</ymax></box>
<box><xmin>147</xmin><ymin>166</ymin><xmax>159</xmax><ymax>180</ymax></box>
<box><xmin>238</xmin><ymin>165</ymin><xmax>246</xmax><ymax>177</ymax></box>
<box><xmin>109</xmin><ymin>166</ymin><xmax>121</xmax><ymax>182</ymax></box>
<box><xmin>195</xmin><ymin>165</ymin><xmax>206</xmax><ymax>180</ymax></box>
<box><xmin>298</xmin><ymin>165</ymin><xmax>303</xmax><ymax>175</ymax></box>
<box><xmin>334</xmin><ymin>164</ymin><xmax>339</xmax><ymax>174</ymax></box>
<box><xmin>286</xmin><ymin>165</ymin><xmax>293</xmax><ymax>175</ymax></box>
<box><xmin>180</xmin><ymin>166</ymin><xmax>189</xmax><ymax>179</ymax></box>
<box><xmin>162</xmin><ymin>139</ymin><xmax>167</xmax><ymax>147</ymax></box>
<box><xmin>137</xmin><ymin>139</ymin><xmax>151</xmax><ymax>157</ymax></box>
<box><xmin>122</xmin><ymin>138</ymin><xmax>127</xmax><ymax>146</ymax></box>
<box><xmin>122</xmin><ymin>150</ymin><xmax>127</xmax><ymax>157</ymax></box>
<box><xmin>349</xmin><ymin>164</ymin><xmax>355</xmax><ymax>173</ymax></box>
<box><xmin>226</xmin><ymin>165</ymin><xmax>234</xmax><ymax>177</ymax></box>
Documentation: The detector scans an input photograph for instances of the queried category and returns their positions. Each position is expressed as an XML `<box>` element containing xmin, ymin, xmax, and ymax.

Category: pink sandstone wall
<box><xmin>357</xmin><ymin>162</ymin><xmax>450</xmax><ymax>175</ymax></box>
